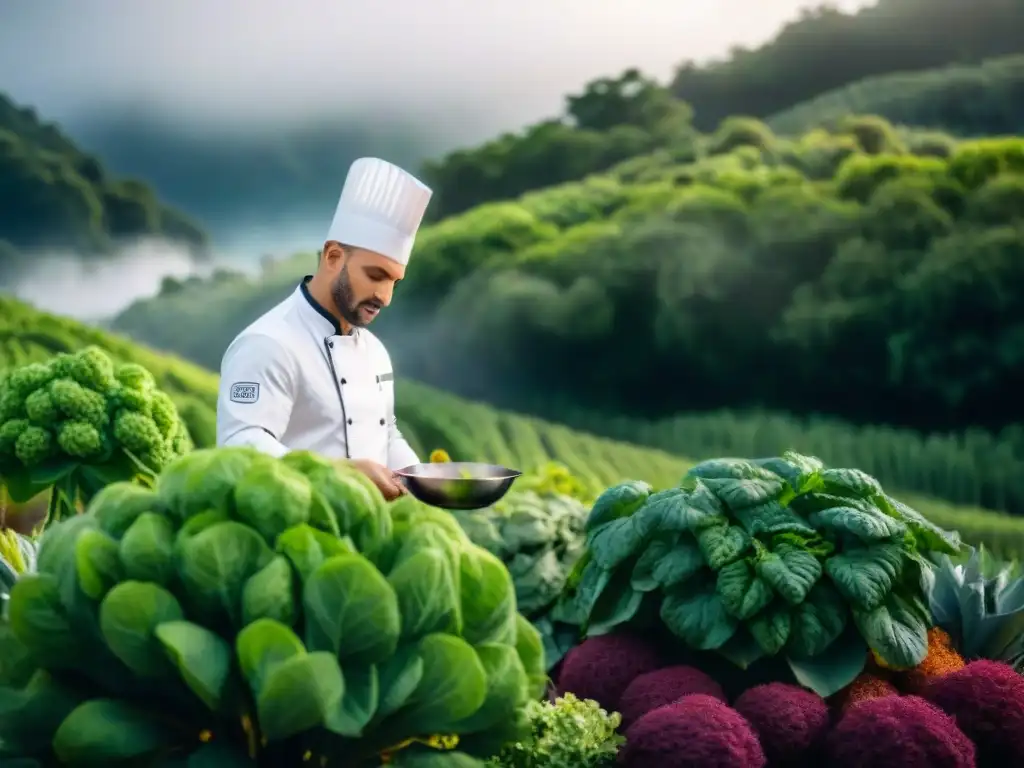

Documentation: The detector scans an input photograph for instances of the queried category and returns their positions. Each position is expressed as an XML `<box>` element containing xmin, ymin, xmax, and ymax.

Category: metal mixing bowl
<box><xmin>395</xmin><ymin>462</ymin><xmax>522</xmax><ymax>510</ymax></box>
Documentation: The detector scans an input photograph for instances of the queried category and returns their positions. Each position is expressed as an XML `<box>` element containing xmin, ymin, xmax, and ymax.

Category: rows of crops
<box><xmin>527</xmin><ymin>401</ymin><xmax>1024</xmax><ymax>517</ymax></box>
<box><xmin>5</xmin><ymin>295</ymin><xmax>1024</xmax><ymax>559</ymax></box>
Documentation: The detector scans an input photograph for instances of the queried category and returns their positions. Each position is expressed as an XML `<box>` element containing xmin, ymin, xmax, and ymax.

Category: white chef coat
<box><xmin>215</xmin><ymin>276</ymin><xmax>420</xmax><ymax>470</ymax></box>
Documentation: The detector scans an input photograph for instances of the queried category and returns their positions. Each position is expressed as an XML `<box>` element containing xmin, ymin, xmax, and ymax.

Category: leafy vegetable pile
<box><xmin>0</xmin><ymin>447</ymin><xmax>546</xmax><ymax>766</ymax></box>
<box><xmin>452</xmin><ymin>488</ymin><xmax>589</xmax><ymax>670</ymax></box>
<box><xmin>0</xmin><ymin>347</ymin><xmax>192</xmax><ymax>521</ymax></box>
<box><xmin>561</xmin><ymin>452</ymin><xmax>963</xmax><ymax>696</ymax></box>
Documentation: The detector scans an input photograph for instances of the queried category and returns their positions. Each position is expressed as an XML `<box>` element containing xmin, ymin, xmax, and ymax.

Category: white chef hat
<box><xmin>326</xmin><ymin>157</ymin><xmax>433</xmax><ymax>266</ymax></box>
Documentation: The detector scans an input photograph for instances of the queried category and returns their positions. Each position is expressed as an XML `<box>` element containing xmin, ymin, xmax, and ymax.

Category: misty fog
<box><xmin>3</xmin><ymin>240</ymin><xmax>256</xmax><ymax>322</ymax></box>
<box><xmin>2</xmin><ymin>0</ymin><xmax>872</xmax><ymax>136</ymax></box>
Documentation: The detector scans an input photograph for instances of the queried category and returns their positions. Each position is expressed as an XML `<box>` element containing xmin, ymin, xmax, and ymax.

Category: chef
<box><xmin>215</xmin><ymin>157</ymin><xmax>432</xmax><ymax>500</ymax></box>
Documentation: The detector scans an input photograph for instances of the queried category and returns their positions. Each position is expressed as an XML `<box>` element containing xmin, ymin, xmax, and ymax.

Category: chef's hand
<box><xmin>348</xmin><ymin>459</ymin><xmax>407</xmax><ymax>501</ymax></box>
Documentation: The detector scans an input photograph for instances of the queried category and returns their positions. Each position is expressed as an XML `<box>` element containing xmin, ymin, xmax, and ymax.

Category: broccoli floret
<box><xmin>139</xmin><ymin>442</ymin><xmax>172</xmax><ymax>473</ymax></box>
<box><xmin>171</xmin><ymin>427</ymin><xmax>193</xmax><ymax>457</ymax></box>
<box><xmin>113</xmin><ymin>409</ymin><xmax>164</xmax><ymax>456</ymax></box>
<box><xmin>49</xmin><ymin>353</ymin><xmax>76</xmax><ymax>380</ymax></box>
<box><xmin>0</xmin><ymin>418</ymin><xmax>30</xmax><ymax>457</ymax></box>
<box><xmin>6</xmin><ymin>362</ymin><xmax>55</xmax><ymax>398</ymax></box>
<box><xmin>69</xmin><ymin>347</ymin><xmax>117</xmax><ymax>393</ymax></box>
<box><xmin>0</xmin><ymin>382</ymin><xmax>24</xmax><ymax>422</ymax></box>
<box><xmin>110</xmin><ymin>363</ymin><xmax>158</xmax><ymax>415</ymax></box>
<box><xmin>57</xmin><ymin>421</ymin><xmax>105</xmax><ymax>459</ymax></box>
<box><xmin>150</xmin><ymin>391</ymin><xmax>178</xmax><ymax>436</ymax></box>
<box><xmin>24</xmin><ymin>388</ymin><xmax>61</xmax><ymax>427</ymax></box>
<box><xmin>116</xmin><ymin>363</ymin><xmax>156</xmax><ymax>392</ymax></box>
<box><xmin>49</xmin><ymin>378</ymin><xmax>109</xmax><ymax>429</ymax></box>
<box><xmin>110</xmin><ymin>383</ymin><xmax>153</xmax><ymax>415</ymax></box>
<box><xmin>15</xmin><ymin>425</ymin><xmax>54</xmax><ymax>466</ymax></box>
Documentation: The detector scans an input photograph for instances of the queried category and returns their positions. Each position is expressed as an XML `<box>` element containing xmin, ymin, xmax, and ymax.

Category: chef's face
<box><xmin>325</xmin><ymin>243</ymin><xmax>405</xmax><ymax>328</ymax></box>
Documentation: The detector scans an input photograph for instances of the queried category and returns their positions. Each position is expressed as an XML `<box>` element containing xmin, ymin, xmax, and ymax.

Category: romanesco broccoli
<box><xmin>0</xmin><ymin>347</ymin><xmax>192</xmax><ymax>475</ymax></box>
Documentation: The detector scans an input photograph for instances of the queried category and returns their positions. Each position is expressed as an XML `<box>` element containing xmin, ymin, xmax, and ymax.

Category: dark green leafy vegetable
<box><xmin>451</xmin><ymin>485</ymin><xmax>591</xmax><ymax>670</ymax></box>
<box><xmin>0</xmin><ymin>446</ymin><xmax>542</xmax><ymax>765</ymax></box>
<box><xmin>565</xmin><ymin>451</ymin><xmax>962</xmax><ymax>697</ymax></box>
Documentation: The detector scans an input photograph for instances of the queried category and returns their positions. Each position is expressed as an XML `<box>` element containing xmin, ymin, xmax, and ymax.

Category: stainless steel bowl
<box><xmin>395</xmin><ymin>462</ymin><xmax>522</xmax><ymax>510</ymax></box>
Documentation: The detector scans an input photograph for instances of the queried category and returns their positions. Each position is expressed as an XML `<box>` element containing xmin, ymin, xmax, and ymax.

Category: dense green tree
<box><xmin>0</xmin><ymin>93</ymin><xmax>207</xmax><ymax>276</ymax></box>
<box><xmin>421</xmin><ymin>69</ymin><xmax>696</xmax><ymax>221</ymax></box>
<box><xmin>672</xmin><ymin>0</ymin><xmax>1024</xmax><ymax>130</ymax></box>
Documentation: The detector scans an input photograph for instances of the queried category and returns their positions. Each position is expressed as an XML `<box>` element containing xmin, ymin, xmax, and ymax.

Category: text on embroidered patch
<box><xmin>230</xmin><ymin>382</ymin><xmax>260</xmax><ymax>403</ymax></box>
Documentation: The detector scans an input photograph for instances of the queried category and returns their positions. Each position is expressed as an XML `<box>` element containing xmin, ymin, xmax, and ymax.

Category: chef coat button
<box><xmin>347</xmin><ymin>418</ymin><xmax>353</xmax><ymax>425</ymax></box>
<box><xmin>379</xmin><ymin>418</ymin><xmax>386</xmax><ymax>426</ymax></box>
<box><xmin>340</xmin><ymin>378</ymin><xmax>347</xmax><ymax>385</ymax></box>
<box><xmin>328</xmin><ymin>341</ymin><xmax>334</xmax><ymax>348</ymax></box>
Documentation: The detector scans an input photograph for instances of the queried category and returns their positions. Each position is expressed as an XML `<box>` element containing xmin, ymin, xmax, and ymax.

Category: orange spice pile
<box><xmin>837</xmin><ymin>627</ymin><xmax>965</xmax><ymax>712</ymax></box>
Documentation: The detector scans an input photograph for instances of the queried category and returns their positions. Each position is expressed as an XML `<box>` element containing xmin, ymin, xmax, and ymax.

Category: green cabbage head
<box><xmin>0</xmin><ymin>447</ymin><xmax>546</xmax><ymax>766</ymax></box>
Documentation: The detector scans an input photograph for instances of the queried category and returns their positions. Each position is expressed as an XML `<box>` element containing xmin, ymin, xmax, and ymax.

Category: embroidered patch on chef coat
<box><xmin>229</xmin><ymin>382</ymin><xmax>260</xmax><ymax>403</ymax></box>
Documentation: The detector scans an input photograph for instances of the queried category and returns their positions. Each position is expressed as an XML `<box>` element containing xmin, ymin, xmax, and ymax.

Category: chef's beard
<box><xmin>331</xmin><ymin>264</ymin><xmax>381</xmax><ymax>329</ymax></box>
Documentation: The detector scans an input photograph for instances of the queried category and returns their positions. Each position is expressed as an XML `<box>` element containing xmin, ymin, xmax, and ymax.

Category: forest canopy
<box><xmin>112</xmin><ymin>115</ymin><xmax>1024</xmax><ymax>439</ymax></box>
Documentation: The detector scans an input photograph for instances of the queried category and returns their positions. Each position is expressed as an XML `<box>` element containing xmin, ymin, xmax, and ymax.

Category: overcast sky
<box><xmin>2</xmin><ymin>0</ymin><xmax>873</xmax><ymax>137</ymax></box>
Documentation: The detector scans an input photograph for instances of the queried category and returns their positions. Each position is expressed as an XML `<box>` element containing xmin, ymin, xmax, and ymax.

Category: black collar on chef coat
<box><xmin>299</xmin><ymin>275</ymin><xmax>352</xmax><ymax>337</ymax></box>
<box><xmin>298</xmin><ymin>278</ymin><xmax>354</xmax><ymax>459</ymax></box>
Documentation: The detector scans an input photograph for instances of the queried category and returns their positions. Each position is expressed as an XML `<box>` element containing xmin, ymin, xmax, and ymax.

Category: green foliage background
<box><xmin>3</xmin><ymin>0</ymin><xmax>1024</xmax><ymax>545</ymax></box>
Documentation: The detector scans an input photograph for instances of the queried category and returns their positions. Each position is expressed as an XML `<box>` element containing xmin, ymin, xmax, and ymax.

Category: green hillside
<box><xmin>767</xmin><ymin>55</ymin><xmax>1024</xmax><ymax>137</ymax></box>
<box><xmin>112</xmin><ymin>116</ymin><xmax>1024</xmax><ymax>436</ymax></box>
<box><xmin>6</xmin><ymin>294</ymin><xmax>1024</xmax><ymax>560</ymax></box>
<box><xmin>0</xmin><ymin>295</ymin><xmax>686</xmax><ymax>492</ymax></box>
<box><xmin>0</xmin><ymin>92</ymin><xmax>207</xmax><ymax>276</ymax></box>
<box><xmin>670</xmin><ymin>0</ymin><xmax>1024</xmax><ymax>131</ymax></box>
<box><xmin>530</xmin><ymin>401</ymin><xmax>1024</xmax><ymax>521</ymax></box>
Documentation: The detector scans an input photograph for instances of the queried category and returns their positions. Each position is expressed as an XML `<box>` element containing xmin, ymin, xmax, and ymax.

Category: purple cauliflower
<box><xmin>923</xmin><ymin>659</ymin><xmax>1024</xmax><ymax>766</ymax></box>
<box><xmin>618</xmin><ymin>665</ymin><xmax>726</xmax><ymax>728</ymax></box>
<box><xmin>824</xmin><ymin>695</ymin><xmax>975</xmax><ymax>767</ymax></box>
<box><xmin>733</xmin><ymin>682</ymin><xmax>830</xmax><ymax>766</ymax></box>
<box><xmin>557</xmin><ymin>632</ymin><xmax>663</xmax><ymax>711</ymax></box>
<box><xmin>619</xmin><ymin>694</ymin><xmax>766</xmax><ymax>768</ymax></box>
